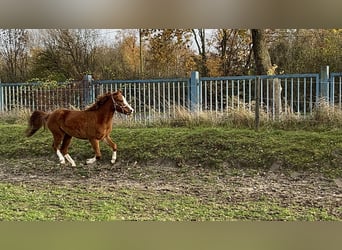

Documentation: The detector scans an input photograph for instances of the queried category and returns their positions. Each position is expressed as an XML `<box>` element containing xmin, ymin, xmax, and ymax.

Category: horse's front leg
<box><xmin>86</xmin><ymin>138</ymin><xmax>101</xmax><ymax>164</ymax></box>
<box><xmin>104</xmin><ymin>135</ymin><xmax>118</xmax><ymax>164</ymax></box>
<box><xmin>52</xmin><ymin>133</ymin><xmax>66</xmax><ymax>165</ymax></box>
<box><xmin>61</xmin><ymin>134</ymin><xmax>76</xmax><ymax>167</ymax></box>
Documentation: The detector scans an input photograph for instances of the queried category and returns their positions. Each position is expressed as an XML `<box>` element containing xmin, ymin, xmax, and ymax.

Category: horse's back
<box><xmin>46</xmin><ymin>109</ymin><xmax>87</xmax><ymax>138</ymax></box>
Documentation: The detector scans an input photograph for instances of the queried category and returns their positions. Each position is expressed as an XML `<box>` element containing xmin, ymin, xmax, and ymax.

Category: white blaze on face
<box><xmin>122</xmin><ymin>95</ymin><xmax>134</xmax><ymax>112</ymax></box>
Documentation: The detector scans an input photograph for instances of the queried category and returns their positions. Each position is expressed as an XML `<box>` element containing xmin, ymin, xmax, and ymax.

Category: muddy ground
<box><xmin>0</xmin><ymin>157</ymin><xmax>341</xmax><ymax>219</ymax></box>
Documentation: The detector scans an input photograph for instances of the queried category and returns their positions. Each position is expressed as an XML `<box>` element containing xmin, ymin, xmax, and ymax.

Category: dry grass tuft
<box><xmin>0</xmin><ymin>108</ymin><xmax>31</xmax><ymax>124</ymax></box>
<box><xmin>311</xmin><ymin>100</ymin><xmax>342</xmax><ymax>124</ymax></box>
<box><xmin>3</xmin><ymin>101</ymin><xmax>342</xmax><ymax>130</ymax></box>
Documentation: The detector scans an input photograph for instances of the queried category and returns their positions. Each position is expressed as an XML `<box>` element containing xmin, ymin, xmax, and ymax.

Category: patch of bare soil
<box><xmin>0</xmin><ymin>157</ymin><xmax>341</xmax><ymax>219</ymax></box>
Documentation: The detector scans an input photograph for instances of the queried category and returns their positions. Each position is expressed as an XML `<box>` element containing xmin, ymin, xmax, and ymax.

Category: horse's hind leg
<box><xmin>52</xmin><ymin>133</ymin><xmax>66</xmax><ymax>165</ymax></box>
<box><xmin>104</xmin><ymin>135</ymin><xmax>118</xmax><ymax>164</ymax></box>
<box><xmin>86</xmin><ymin>138</ymin><xmax>101</xmax><ymax>164</ymax></box>
<box><xmin>61</xmin><ymin>134</ymin><xmax>76</xmax><ymax>167</ymax></box>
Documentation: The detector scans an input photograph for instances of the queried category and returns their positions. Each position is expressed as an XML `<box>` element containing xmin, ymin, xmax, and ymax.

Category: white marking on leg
<box><xmin>56</xmin><ymin>149</ymin><xmax>65</xmax><ymax>164</ymax></box>
<box><xmin>64</xmin><ymin>154</ymin><xmax>76</xmax><ymax>167</ymax></box>
<box><xmin>86</xmin><ymin>156</ymin><xmax>97</xmax><ymax>165</ymax></box>
<box><xmin>111</xmin><ymin>151</ymin><xmax>117</xmax><ymax>164</ymax></box>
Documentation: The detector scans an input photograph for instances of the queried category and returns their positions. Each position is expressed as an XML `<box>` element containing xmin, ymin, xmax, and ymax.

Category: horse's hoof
<box><xmin>86</xmin><ymin>158</ymin><xmax>96</xmax><ymax>165</ymax></box>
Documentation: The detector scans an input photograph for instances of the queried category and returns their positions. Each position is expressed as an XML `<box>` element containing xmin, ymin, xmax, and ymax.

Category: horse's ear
<box><xmin>117</xmin><ymin>89</ymin><xmax>122</xmax><ymax>94</ymax></box>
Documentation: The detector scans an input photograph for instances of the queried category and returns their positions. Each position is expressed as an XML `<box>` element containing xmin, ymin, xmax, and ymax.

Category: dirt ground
<box><xmin>0</xmin><ymin>157</ymin><xmax>341</xmax><ymax>219</ymax></box>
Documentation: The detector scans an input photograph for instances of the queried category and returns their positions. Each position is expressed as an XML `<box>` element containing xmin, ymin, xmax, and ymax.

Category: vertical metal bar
<box><xmin>17</xmin><ymin>85</ymin><xmax>21</xmax><ymax>110</ymax></box>
<box><xmin>297</xmin><ymin>78</ymin><xmax>300</xmax><ymax>115</ymax></box>
<box><xmin>43</xmin><ymin>86</ymin><xmax>46</xmax><ymax>111</ymax></box>
<box><xmin>237</xmin><ymin>80</ymin><xmax>240</xmax><ymax>110</ymax></box>
<box><xmin>133</xmin><ymin>83</ymin><xmax>136</xmax><ymax>121</ymax></box>
<box><xmin>152</xmin><ymin>82</ymin><xmax>156</xmax><ymax>121</ymax></box>
<box><xmin>167</xmin><ymin>81</ymin><xmax>171</xmax><ymax>117</ymax></box>
<box><xmin>330</xmin><ymin>74</ymin><xmax>334</xmax><ymax>105</ymax></box>
<box><xmin>33</xmin><ymin>87</ymin><xmax>36</xmax><ymax>111</ymax></box>
<box><xmin>173</xmin><ymin>81</ymin><xmax>176</xmax><ymax>117</ymax></box>
<box><xmin>255</xmin><ymin>77</ymin><xmax>260</xmax><ymax>131</ymax></box>
<box><xmin>220</xmin><ymin>80</ymin><xmax>224</xmax><ymax>112</ymax></box>
<box><xmin>180</xmin><ymin>81</ymin><xmax>183</xmax><ymax>108</ymax></box>
<box><xmin>242</xmin><ymin>80</ymin><xmax>245</xmax><ymax>110</ymax></box>
<box><xmin>310</xmin><ymin>78</ymin><xmax>313</xmax><ymax>114</ymax></box>
<box><xmin>339</xmin><ymin>76</ymin><xmax>342</xmax><ymax>109</ymax></box>
<box><xmin>260</xmin><ymin>79</ymin><xmax>263</xmax><ymax>111</ymax></box>
<box><xmin>138</xmin><ymin>83</ymin><xmax>141</xmax><ymax>120</ymax></box>
<box><xmin>248</xmin><ymin>79</ymin><xmax>251</xmax><ymax>111</ymax></box>
<box><xmin>184</xmin><ymin>80</ymin><xmax>186</xmax><ymax>109</ymax></box>
<box><xmin>23</xmin><ymin>85</ymin><xmax>27</xmax><ymax>111</ymax></box>
<box><xmin>291</xmin><ymin>78</ymin><xmax>294</xmax><ymax>113</ymax></box>
<box><xmin>15</xmin><ymin>85</ymin><xmax>18</xmax><ymax>110</ymax></box>
<box><xmin>0</xmin><ymin>82</ymin><xmax>3</xmax><ymax>112</ymax></box>
<box><xmin>4</xmin><ymin>85</ymin><xmax>8</xmax><ymax>111</ymax></box>
<box><xmin>231</xmin><ymin>80</ymin><xmax>234</xmax><ymax>109</ymax></box>
<box><xmin>12</xmin><ymin>85</ymin><xmax>15</xmax><ymax>111</ymax></box>
<box><xmin>304</xmin><ymin>78</ymin><xmax>307</xmax><ymax>118</ymax></box>
<box><xmin>158</xmin><ymin>82</ymin><xmax>161</xmax><ymax>117</ymax></box>
<box><xmin>266</xmin><ymin>79</ymin><xmax>269</xmax><ymax>118</ymax></box>
<box><xmin>9</xmin><ymin>85</ymin><xmax>12</xmax><ymax>111</ymax></box>
<box><xmin>162</xmin><ymin>81</ymin><xmax>166</xmax><ymax>118</ymax></box>
<box><xmin>177</xmin><ymin>81</ymin><xmax>180</xmax><ymax>108</ymax></box>
<box><xmin>272</xmin><ymin>79</ymin><xmax>275</xmax><ymax>120</ymax></box>
<box><xmin>284</xmin><ymin>79</ymin><xmax>288</xmax><ymax>115</ymax></box>
<box><xmin>215</xmin><ymin>80</ymin><xmax>218</xmax><ymax>112</ymax></box>
<box><xmin>27</xmin><ymin>85</ymin><xmax>30</xmax><ymax>111</ymax></box>
<box><xmin>148</xmin><ymin>82</ymin><xmax>151</xmax><ymax>122</ymax></box>
<box><xmin>208</xmin><ymin>80</ymin><xmax>212</xmax><ymax>111</ymax></box>
<box><xmin>204</xmin><ymin>80</ymin><xmax>207</xmax><ymax>110</ymax></box>
<box><xmin>144</xmin><ymin>82</ymin><xmax>147</xmax><ymax>123</ymax></box>
<box><xmin>226</xmin><ymin>80</ymin><xmax>229</xmax><ymax>111</ymax></box>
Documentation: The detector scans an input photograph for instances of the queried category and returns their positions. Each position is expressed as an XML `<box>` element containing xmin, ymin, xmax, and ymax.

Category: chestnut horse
<box><xmin>26</xmin><ymin>90</ymin><xmax>134</xmax><ymax>166</ymax></box>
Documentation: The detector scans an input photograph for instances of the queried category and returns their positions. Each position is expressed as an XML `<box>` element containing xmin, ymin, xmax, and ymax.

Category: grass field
<box><xmin>0</xmin><ymin>123</ymin><xmax>341</xmax><ymax>221</ymax></box>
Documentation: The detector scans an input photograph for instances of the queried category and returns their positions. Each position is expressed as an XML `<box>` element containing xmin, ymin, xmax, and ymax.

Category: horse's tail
<box><xmin>26</xmin><ymin>110</ymin><xmax>49</xmax><ymax>137</ymax></box>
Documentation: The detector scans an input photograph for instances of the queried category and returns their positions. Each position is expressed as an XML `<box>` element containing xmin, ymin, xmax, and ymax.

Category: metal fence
<box><xmin>92</xmin><ymin>78</ymin><xmax>190</xmax><ymax>121</ymax></box>
<box><xmin>0</xmin><ymin>70</ymin><xmax>340</xmax><ymax>122</ymax></box>
<box><xmin>200</xmin><ymin>74</ymin><xmax>321</xmax><ymax>118</ymax></box>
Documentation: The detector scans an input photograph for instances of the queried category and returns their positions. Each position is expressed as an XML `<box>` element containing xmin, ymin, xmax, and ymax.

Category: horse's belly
<box><xmin>64</xmin><ymin>128</ymin><xmax>87</xmax><ymax>139</ymax></box>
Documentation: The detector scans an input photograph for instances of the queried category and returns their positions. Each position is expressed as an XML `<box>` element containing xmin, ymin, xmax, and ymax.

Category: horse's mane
<box><xmin>84</xmin><ymin>92</ymin><xmax>112</xmax><ymax>111</ymax></box>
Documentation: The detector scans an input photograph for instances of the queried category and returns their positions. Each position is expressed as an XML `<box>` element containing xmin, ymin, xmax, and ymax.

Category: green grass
<box><xmin>0</xmin><ymin>123</ymin><xmax>341</xmax><ymax>221</ymax></box>
<box><xmin>0</xmin><ymin>183</ymin><xmax>338</xmax><ymax>221</ymax></box>
<box><xmin>2</xmin><ymin>124</ymin><xmax>341</xmax><ymax>174</ymax></box>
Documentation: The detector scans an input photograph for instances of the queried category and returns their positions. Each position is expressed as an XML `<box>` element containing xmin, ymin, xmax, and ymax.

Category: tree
<box><xmin>203</xmin><ymin>29</ymin><xmax>252</xmax><ymax>76</ymax></box>
<box><xmin>251</xmin><ymin>29</ymin><xmax>281</xmax><ymax>120</ymax></box>
<box><xmin>269</xmin><ymin>29</ymin><xmax>342</xmax><ymax>74</ymax></box>
<box><xmin>93</xmin><ymin>30</ymin><xmax>143</xmax><ymax>80</ymax></box>
<box><xmin>0</xmin><ymin>29</ymin><xmax>29</xmax><ymax>82</ymax></box>
<box><xmin>192</xmin><ymin>29</ymin><xmax>209</xmax><ymax>76</ymax></box>
<box><xmin>31</xmin><ymin>29</ymin><xmax>98</xmax><ymax>81</ymax></box>
<box><xmin>251</xmin><ymin>29</ymin><xmax>273</xmax><ymax>75</ymax></box>
<box><xmin>142</xmin><ymin>29</ymin><xmax>195</xmax><ymax>78</ymax></box>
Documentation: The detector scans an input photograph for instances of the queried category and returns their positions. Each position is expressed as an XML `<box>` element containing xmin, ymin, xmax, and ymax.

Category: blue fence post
<box><xmin>318</xmin><ymin>65</ymin><xmax>329</xmax><ymax>104</ymax></box>
<box><xmin>82</xmin><ymin>74</ymin><xmax>92</xmax><ymax>108</ymax></box>
<box><xmin>329</xmin><ymin>72</ymin><xmax>335</xmax><ymax>106</ymax></box>
<box><xmin>189</xmin><ymin>71</ymin><xmax>201</xmax><ymax>112</ymax></box>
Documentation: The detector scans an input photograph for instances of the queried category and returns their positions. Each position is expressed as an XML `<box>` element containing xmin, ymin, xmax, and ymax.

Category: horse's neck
<box><xmin>93</xmin><ymin>101</ymin><xmax>115</xmax><ymax>123</ymax></box>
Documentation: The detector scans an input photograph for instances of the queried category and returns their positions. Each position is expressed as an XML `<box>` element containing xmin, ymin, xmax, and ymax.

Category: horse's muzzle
<box><xmin>124</xmin><ymin>107</ymin><xmax>134</xmax><ymax>115</ymax></box>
